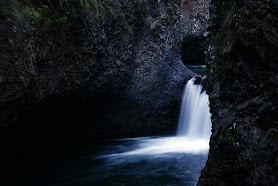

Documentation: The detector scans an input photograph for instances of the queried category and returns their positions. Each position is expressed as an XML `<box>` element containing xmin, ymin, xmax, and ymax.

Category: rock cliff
<box><xmin>0</xmin><ymin>0</ymin><xmax>209</xmax><ymax>140</ymax></box>
<box><xmin>199</xmin><ymin>0</ymin><xmax>278</xmax><ymax>185</ymax></box>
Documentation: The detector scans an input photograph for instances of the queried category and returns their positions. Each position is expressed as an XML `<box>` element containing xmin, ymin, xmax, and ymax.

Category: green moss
<box><xmin>157</xmin><ymin>33</ymin><xmax>161</xmax><ymax>39</ymax></box>
<box><xmin>224</xmin><ymin>164</ymin><xmax>230</xmax><ymax>168</ymax></box>
<box><xmin>99</xmin><ymin>34</ymin><xmax>105</xmax><ymax>40</ymax></box>
<box><xmin>242</xmin><ymin>89</ymin><xmax>249</xmax><ymax>97</ymax></box>
<box><xmin>142</xmin><ymin>4</ymin><xmax>147</xmax><ymax>17</ymax></box>
<box><xmin>219</xmin><ymin>133</ymin><xmax>223</xmax><ymax>140</ymax></box>
<box><xmin>36</xmin><ymin>73</ymin><xmax>44</xmax><ymax>82</ymax></box>
<box><xmin>16</xmin><ymin>0</ymin><xmax>116</xmax><ymax>24</ymax></box>
<box><xmin>81</xmin><ymin>48</ymin><xmax>88</xmax><ymax>54</ymax></box>
<box><xmin>130</xmin><ymin>14</ymin><xmax>138</xmax><ymax>21</ymax></box>
<box><xmin>263</xmin><ymin>28</ymin><xmax>278</xmax><ymax>45</ymax></box>
<box><xmin>24</xmin><ymin>6</ymin><xmax>41</xmax><ymax>23</ymax></box>
<box><xmin>244</xmin><ymin>117</ymin><xmax>250</xmax><ymax>125</ymax></box>
<box><xmin>79</xmin><ymin>0</ymin><xmax>116</xmax><ymax>19</ymax></box>
<box><xmin>246</xmin><ymin>11</ymin><xmax>249</xmax><ymax>16</ymax></box>
<box><xmin>55</xmin><ymin>14</ymin><xmax>68</xmax><ymax>23</ymax></box>
<box><xmin>223</xmin><ymin>11</ymin><xmax>233</xmax><ymax>28</ymax></box>
<box><xmin>223</xmin><ymin>40</ymin><xmax>235</xmax><ymax>54</ymax></box>
<box><xmin>90</xmin><ymin>0</ymin><xmax>99</xmax><ymax>15</ymax></box>
<box><xmin>19</xmin><ymin>0</ymin><xmax>82</xmax><ymax>29</ymax></box>
<box><xmin>246</xmin><ymin>27</ymin><xmax>257</xmax><ymax>34</ymax></box>
<box><xmin>214</xmin><ymin>10</ymin><xmax>236</xmax><ymax>56</ymax></box>
<box><xmin>0</xmin><ymin>1</ymin><xmax>8</xmax><ymax>19</ymax></box>
<box><xmin>124</xmin><ymin>21</ymin><xmax>132</xmax><ymax>32</ymax></box>
<box><xmin>226</xmin><ymin>132</ymin><xmax>234</xmax><ymax>141</ymax></box>
<box><xmin>227</xmin><ymin>89</ymin><xmax>231</xmax><ymax>96</ymax></box>
<box><xmin>269</xmin><ymin>128</ymin><xmax>274</xmax><ymax>136</ymax></box>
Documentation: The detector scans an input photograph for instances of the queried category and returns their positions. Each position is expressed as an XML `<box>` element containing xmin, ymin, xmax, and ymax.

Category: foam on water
<box><xmin>101</xmin><ymin>136</ymin><xmax>209</xmax><ymax>159</ymax></box>
<box><xmin>100</xmin><ymin>78</ymin><xmax>211</xmax><ymax>159</ymax></box>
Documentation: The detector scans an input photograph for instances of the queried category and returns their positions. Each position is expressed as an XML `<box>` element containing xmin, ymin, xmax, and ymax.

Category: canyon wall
<box><xmin>0</xmin><ymin>0</ymin><xmax>209</xmax><ymax>140</ymax></box>
<box><xmin>199</xmin><ymin>0</ymin><xmax>278</xmax><ymax>185</ymax></box>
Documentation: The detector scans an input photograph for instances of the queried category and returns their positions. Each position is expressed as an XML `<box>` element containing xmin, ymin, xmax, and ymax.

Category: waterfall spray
<box><xmin>177</xmin><ymin>77</ymin><xmax>211</xmax><ymax>139</ymax></box>
<box><xmin>100</xmin><ymin>77</ymin><xmax>212</xmax><ymax>159</ymax></box>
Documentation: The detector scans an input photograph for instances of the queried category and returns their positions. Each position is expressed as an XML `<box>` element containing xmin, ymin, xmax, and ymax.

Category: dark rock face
<box><xmin>199</xmin><ymin>0</ymin><xmax>278</xmax><ymax>185</ymax></box>
<box><xmin>0</xmin><ymin>0</ymin><xmax>210</xmax><ymax>178</ymax></box>
<box><xmin>0</xmin><ymin>0</ymin><xmax>210</xmax><ymax>140</ymax></box>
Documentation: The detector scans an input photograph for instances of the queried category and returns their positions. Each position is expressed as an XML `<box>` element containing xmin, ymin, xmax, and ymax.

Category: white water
<box><xmin>23</xmin><ymin>77</ymin><xmax>212</xmax><ymax>186</ymax></box>
<box><xmin>100</xmin><ymin>136</ymin><xmax>209</xmax><ymax>159</ymax></box>
<box><xmin>98</xmin><ymin>77</ymin><xmax>212</xmax><ymax>159</ymax></box>
<box><xmin>177</xmin><ymin>77</ymin><xmax>212</xmax><ymax>139</ymax></box>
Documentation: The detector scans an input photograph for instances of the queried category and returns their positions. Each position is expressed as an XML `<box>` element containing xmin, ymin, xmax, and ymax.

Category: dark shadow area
<box><xmin>181</xmin><ymin>36</ymin><xmax>206</xmax><ymax>65</ymax></box>
<box><xmin>0</xmin><ymin>90</ymin><xmax>179</xmax><ymax>184</ymax></box>
<box><xmin>0</xmin><ymin>93</ymin><xmax>106</xmax><ymax>184</ymax></box>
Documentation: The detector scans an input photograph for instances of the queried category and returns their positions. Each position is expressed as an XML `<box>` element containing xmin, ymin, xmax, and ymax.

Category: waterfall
<box><xmin>98</xmin><ymin>77</ymin><xmax>212</xmax><ymax>159</ymax></box>
<box><xmin>177</xmin><ymin>77</ymin><xmax>211</xmax><ymax>139</ymax></box>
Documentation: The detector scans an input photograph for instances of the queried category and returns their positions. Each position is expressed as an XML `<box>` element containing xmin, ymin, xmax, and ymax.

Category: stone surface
<box><xmin>199</xmin><ymin>0</ymin><xmax>278</xmax><ymax>185</ymax></box>
<box><xmin>0</xmin><ymin>0</ymin><xmax>210</xmax><ymax>140</ymax></box>
<box><xmin>0</xmin><ymin>0</ymin><xmax>212</xmax><ymax>179</ymax></box>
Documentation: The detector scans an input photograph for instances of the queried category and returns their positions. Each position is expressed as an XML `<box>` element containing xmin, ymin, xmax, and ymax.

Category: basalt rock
<box><xmin>0</xmin><ymin>0</ymin><xmax>210</xmax><ymax>141</ymax></box>
<box><xmin>199</xmin><ymin>0</ymin><xmax>278</xmax><ymax>185</ymax></box>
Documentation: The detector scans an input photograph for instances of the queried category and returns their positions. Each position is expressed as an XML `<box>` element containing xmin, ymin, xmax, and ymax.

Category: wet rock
<box><xmin>199</xmin><ymin>0</ymin><xmax>278</xmax><ymax>185</ymax></box>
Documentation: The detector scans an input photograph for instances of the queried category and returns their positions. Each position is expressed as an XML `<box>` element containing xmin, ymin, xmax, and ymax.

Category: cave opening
<box><xmin>181</xmin><ymin>36</ymin><xmax>207</xmax><ymax>75</ymax></box>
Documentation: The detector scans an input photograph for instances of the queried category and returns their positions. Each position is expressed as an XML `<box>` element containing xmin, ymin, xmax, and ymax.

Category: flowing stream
<box><xmin>9</xmin><ymin>77</ymin><xmax>211</xmax><ymax>186</ymax></box>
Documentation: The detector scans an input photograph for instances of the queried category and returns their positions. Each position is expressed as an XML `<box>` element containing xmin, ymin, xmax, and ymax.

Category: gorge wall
<box><xmin>0</xmin><ymin>0</ymin><xmax>209</xmax><ymax>140</ymax></box>
<box><xmin>199</xmin><ymin>0</ymin><xmax>278</xmax><ymax>185</ymax></box>
<box><xmin>0</xmin><ymin>0</ymin><xmax>212</xmax><ymax>178</ymax></box>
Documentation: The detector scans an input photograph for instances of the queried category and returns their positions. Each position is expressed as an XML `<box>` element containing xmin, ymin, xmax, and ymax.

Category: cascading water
<box><xmin>23</xmin><ymin>77</ymin><xmax>213</xmax><ymax>185</ymax></box>
<box><xmin>177</xmin><ymin>77</ymin><xmax>212</xmax><ymax>139</ymax></box>
<box><xmin>98</xmin><ymin>77</ymin><xmax>212</xmax><ymax>158</ymax></box>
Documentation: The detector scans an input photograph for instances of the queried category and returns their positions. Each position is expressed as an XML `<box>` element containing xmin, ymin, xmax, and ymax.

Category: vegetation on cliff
<box><xmin>0</xmin><ymin>0</ymin><xmax>117</xmax><ymax>29</ymax></box>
